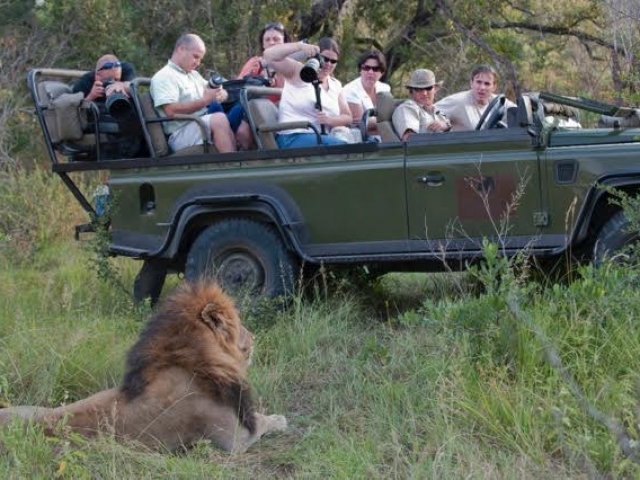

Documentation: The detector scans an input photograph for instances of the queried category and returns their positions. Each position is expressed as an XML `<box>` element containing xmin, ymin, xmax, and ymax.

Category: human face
<box><xmin>262</xmin><ymin>28</ymin><xmax>285</xmax><ymax>50</ymax></box>
<box><xmin>359</xmin><ymin>59</ymin><xmax>382</xmax><ymax>89</ymax></box>
<box><xmin>178</xmin><ymin>41</ymin><xmax>206</xmax><ymax>73</ymax></box>
<box><xmin>318</xmin><ymin>49</ymin><xmax>338</xmax><ymax>79</ymax></box>
<box><xmin>409</xmin><ymin>85</ymin><xmax>436</xmax><ymax>108</ymax></box>
<box><xmin>470</xmin><ymin>72</ymin><xmax>496</xmax><ymax>106</ymax></box>
<box><xmin>96</xmin><ymin>63</ymin><xmax>122</xmax><ymax>83</ymax></box>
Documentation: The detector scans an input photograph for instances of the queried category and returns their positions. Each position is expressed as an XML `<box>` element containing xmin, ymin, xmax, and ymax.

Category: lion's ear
<box><xmin>200</xmin><ymin>303</ymin><xmax>226</xmax><ymax>332</ymax></box>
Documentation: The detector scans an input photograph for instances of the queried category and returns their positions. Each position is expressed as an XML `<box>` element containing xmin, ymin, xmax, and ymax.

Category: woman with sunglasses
<box><xmin>342</xmin><ymin>50</ymin><xmax>390</xmax><ymax>135</ymax></box>
<box><xmin>392</xmin><ymin>68</ymin><xmax>451</xmax><ymax>142</ymax></box>
<box><xmin>263</xmin><ymin>37</ymin><xmax>353</xmax><ymax>148</ymax></box>
<box><xmin>238</xmin><ymin>22</ymin><xmax>290</xmax><ymax>95</ymax></box>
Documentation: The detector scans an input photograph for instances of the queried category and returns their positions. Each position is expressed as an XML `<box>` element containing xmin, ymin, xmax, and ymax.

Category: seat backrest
<box><xmin>37</xmin><ymin>80</ymin><xmax>88</xmax><ymax>144</ymax></box>
<box><xmin>247</xmin><ymin>97</ymin><xmax>280</xmax><ymax>150</ymax></box>
<box><xmin>138</xmin><ymin>90</ymin><xmax>170</xmax><ymax>157</ymax></box>
<box><xmin>376</xmin><ymin>91</ymin><xmax>402</xmax><ymax>142</ymax></box>
<box><xmin>132</xmin><ymin>80</ymin><xmax>212</xmax><ymax>157</ymax></box>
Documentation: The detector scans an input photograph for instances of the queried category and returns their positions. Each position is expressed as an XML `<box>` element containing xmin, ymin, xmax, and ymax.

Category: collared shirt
<box><xmin>150</xmin><ymin>60</ymin><xmax>208</xmax><ymax>135</ymax></box>
<box><xmin>342</xmin><ymin>77</ymin><xmax>391</xmax><ymax>111</ymax></box>
<box><xmin>392</xmin><ymin>98</ymin><xmax>451</xmax><ymax>137</ymax></box>
<box><xmin>435</xmin><ymin>90</ymin><xmax>516</xmax><ymax>131</ymax></box>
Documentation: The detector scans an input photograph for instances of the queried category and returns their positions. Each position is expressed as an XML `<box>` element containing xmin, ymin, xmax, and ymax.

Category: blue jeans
<box><xmin>207</xmin><ymin>102</ymin><xmax>244</xmax><ymax>132</ymax></box>
<box><xmin>276</xmin><ymin>132</ymin><xmax>347</xmax><ymax>149</ymax></box>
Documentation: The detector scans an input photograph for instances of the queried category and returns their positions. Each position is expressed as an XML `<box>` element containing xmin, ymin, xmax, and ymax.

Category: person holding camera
<box><xmin>263</xmin><ymin>37</ymin><xmax>353</xmax><ymax>149</ymax></box>
<box><xmin>150</xmin><ymin>33</ymin><xmax>236</xmax><ymax>153</ymax></box>
<box><xmin>392</xmin><ymin>69</ymin><xmax>451</xmax><ymax>142</ymax></box>
<box><xmin>238</xmin><ymin>22</ymin><xmax>290</xmax><ymax>96</ymax></box>
<box><xmin>73</xmin><ymin>54</ymin><xmax>135</xmax><ymax>101</ymax></box>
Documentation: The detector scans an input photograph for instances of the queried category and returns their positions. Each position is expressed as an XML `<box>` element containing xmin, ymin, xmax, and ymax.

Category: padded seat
<box><xmin>36</xmin><ymin>80</ymin><xmax>102</xmax><ymax>160</ymax></box>
<box><xmin>131</xmin><ymin>78</ymin><xmax>214</xmax><ymax>158</ymax></box>
<box><xmin>375</xmin><ymin>91</ymin><xmax>402</xmax><ymax>142</ymax></box>
<box><xmin>240</xmin><ymin>86</ymin><xmax>321</xmax><ymax>150</ymax></box>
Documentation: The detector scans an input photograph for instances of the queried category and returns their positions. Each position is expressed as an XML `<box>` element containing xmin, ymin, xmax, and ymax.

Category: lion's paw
<box><xmin>266</xmin><ymin>414</ymin><xmax>287</xmax><ymax>432</ymax></box>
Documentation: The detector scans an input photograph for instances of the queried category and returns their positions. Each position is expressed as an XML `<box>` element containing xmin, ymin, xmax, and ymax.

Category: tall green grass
<box><xmin>2</xmin><ymin>166</ymin><xmax>640</xmax><ymax>478</ymax></box>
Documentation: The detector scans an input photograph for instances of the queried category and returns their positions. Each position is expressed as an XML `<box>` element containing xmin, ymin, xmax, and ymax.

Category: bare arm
<box><xmin>263</xmin><ymin>42</ymin><xmax>320</xmax><ymax>83</ymax></box>
<box><xmin>162</xmin><ymin>87</ymin><xmax>228</xmax><ymax>117</ymax></box>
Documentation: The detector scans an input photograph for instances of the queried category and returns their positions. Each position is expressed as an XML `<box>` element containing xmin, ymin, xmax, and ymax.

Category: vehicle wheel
<box><xmin>593</xmin><ymin>211</ymin><xmax>639</xmax><ymax>265</ymax></box>
<box><xmin>185</xmin><ymin>218</ymin><xmax>297</xmax><ymax>298</ymax></box>
<box><xmin>475</xmin><ymin>94</ymin><xmax>506</xmax><ymax>130</ymax></box>
<box><xmin>133</xmin><ymin>260</ymin><xmax>167</xmax><ymax>306</ymax></box>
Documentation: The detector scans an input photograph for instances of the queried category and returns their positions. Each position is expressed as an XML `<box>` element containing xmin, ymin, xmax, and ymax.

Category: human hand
<box><xmin>87</xmin><ymin>80</ymin><xmax>105</xmax><ymax>101</ymax></box>
<box><xmin>427</xmin><ymin>119</ymin><xmax>449</xmax><ymax>133</ymax></box>
<box><xmin>105</xmin><ymin>81</ymin><xmax>129</xmax><ymax>97</ymax></box>
<box><xmin>205</xmin><ymin>86</ymin><xmax>228</xmax><ymax>104</ymax></box>
<box><xmin>300</xmin><ymin>42</ymin><xmax>320</xmax><ymax>58</ymax></box>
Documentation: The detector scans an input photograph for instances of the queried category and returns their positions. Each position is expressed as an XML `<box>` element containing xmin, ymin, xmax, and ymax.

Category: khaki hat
<box><xmin>406</xmin><ymin>69</ymin><xmax>443</xmax><ymax>89</ymax></box>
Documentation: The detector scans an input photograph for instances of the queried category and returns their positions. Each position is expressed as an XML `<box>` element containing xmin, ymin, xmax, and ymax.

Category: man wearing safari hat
<box><xmin>392</xmin><ymin>68</ymin><xmax>451</xmax><ymax>141</ymax></box>
<box><xmin>435</xmin><ymin>64</ymin><xmax>515</xmax><ymax>131</ymax></box>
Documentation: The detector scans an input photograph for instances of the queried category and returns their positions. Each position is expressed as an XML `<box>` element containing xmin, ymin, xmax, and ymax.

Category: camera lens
<box><xmin>300</xmin><ymin>58</ymin><xmax>321</xmax><ymax>83</ymax></box>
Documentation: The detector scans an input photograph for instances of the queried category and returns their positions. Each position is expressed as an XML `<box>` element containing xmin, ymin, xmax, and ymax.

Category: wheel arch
<box><xmin>573</xmin><ymin>175</ymin><xmax>640</xmax><ymax>253</ymax></box>
<box><xmin>148</xmin><ymin>182</ymin><xmax>315</xmax><ymax>266</ymax></box>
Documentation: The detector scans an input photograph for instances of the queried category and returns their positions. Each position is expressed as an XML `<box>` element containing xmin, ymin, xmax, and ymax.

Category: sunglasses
<box><xmin>97</xmin><ymin>61</ymin><xmax>121</xmax><ymax>71</ymax></box>
<box><xmin>411</xmin><ymin>85</ymin><xmax>435</xmax><ymax>92</ymax></box>
<box><xmin>264</xmin><ymin>22</ymin><xmax>285</xmax><ymax>32</ymax></box>
<box><xmin>361</xmin><ymin>65</ymin><xmax>381</xmax><ymax>72</ymax></box>
<box><xmin>321</xmin><ymin>55</ymin><xmax>338</xmax><ymax>65</ymax></box>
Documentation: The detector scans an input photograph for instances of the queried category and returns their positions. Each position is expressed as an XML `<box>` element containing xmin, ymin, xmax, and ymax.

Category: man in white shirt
<box><xmin>435</xmin><ymin>65</ymin><xmax>515</xmax><ymax>131</ymax></box>
<box><xmin>150</xmin><ymin>33</ymin><xmax>236</xmax><ymax>153</ymax></box>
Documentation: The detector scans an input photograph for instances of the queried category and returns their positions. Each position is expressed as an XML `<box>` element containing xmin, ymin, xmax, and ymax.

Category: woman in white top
<box><xmin>342</xmin><ymin>50</ymin><xmax>391</xmax><ymax>134</ymax></box>
<box><xmin>263</xmin><ymin>37</ymin><xmax>352</xmax><ymax>148</ymax></box>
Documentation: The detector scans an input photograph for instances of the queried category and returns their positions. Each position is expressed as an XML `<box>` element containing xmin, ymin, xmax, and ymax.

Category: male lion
<box><xmin>0</xmin><ymin>281</ymin><xmax>287</xmax><ymax>453</ymax></box>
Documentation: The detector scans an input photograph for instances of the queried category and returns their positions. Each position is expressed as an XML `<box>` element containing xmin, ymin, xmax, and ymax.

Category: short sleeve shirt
<box><xmin>392</xmin><ymin>99</ymin><xmax>451</xmax><ymax>137</ymax></box>
<box><xmin>72</xmin><ymin>62</ymin><xmax>137</xmax><ymax>97</ymax></box>
<box><xmin>150</xmin><ymin>60</ymin><xmax>208</xmax><ymax>135</ymax></box>
<box><xmin>342</xmin><ymin>78</ymin><xmax>391</xmax><ymax>110</ymax></box>
<box><xmin>435</xmin><ymin>90</ymin><xmax>516</xmax><ymax>131</ymax></box>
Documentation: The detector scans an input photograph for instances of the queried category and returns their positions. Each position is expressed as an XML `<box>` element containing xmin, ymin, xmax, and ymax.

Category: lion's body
<box><xmin>0</xmin><ymin>281</ymin><xmax>286</xmax><ymax>453</ymax></box>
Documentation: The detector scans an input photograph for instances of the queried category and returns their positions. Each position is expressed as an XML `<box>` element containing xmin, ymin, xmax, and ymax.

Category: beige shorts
<box><xmin>168</xmin><ymin>114</ymin><xmax>213</xmax><ymax>151</ymax></box>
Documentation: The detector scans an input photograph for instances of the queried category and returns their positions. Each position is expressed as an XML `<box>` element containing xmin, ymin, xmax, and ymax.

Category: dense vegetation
<box><xmin>3</xmin><ymin>1</ymin><xmax>640</xmax><ymax>477</ymax></box>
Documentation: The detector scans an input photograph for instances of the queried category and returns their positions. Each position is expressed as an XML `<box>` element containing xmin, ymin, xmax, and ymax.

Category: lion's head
<box><xmin>121</xmin><ymin>280</ymin><xmax>254</xmax><ymax>400</ymax></box>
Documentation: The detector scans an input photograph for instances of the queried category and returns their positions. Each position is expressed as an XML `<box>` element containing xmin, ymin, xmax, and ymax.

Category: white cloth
<box><xmin>150</xmin><ymin>60</ymin><xmax>208</xmax><ymax>136</ymax></box>
<box><xmin>435</xmin><ymin>90</ymin><xmax>515</xmax><ymax>131</ymax></box>
<box><xmin>392</xmin><ymin>99</ymin><xmax>451</xmax><ymax>137</ymax></box>
<box><xmin>278</xmin><ymin>76</ymin><xmax>343</xmax><ymax>135</ymax></box>
<box><xmin>342</xmin><ymin>78</ymin><xmax>391</xmax><ymax>111</ymax></box>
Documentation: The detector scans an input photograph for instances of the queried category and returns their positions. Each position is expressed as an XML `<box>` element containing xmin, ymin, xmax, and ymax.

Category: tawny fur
<box><xmin>0</xmin><ymin>281</ymin><xmax>287</xmax><ymax>453</ymax></box>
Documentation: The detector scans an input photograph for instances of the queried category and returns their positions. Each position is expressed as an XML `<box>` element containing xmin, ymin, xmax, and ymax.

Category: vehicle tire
<box><xmin>593</xmin><ymin>211</ymin><xmax>639</xmax><ymax>265</ymax></box>
<box><xmin>185</xmin><ymin>218</ymin><xmax>297</xmax><ymax>299</ymax></box>
<box><xmin>133</xmin><ymin>260</ymin><xmax>167</xmax><ymax>306</ymax></box>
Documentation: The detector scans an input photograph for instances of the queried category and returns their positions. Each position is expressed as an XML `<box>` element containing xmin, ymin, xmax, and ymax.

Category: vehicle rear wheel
<box><xmin>185</xmin><ymin>218</ymin><xmax>297</xmax><ymax>298</ymax></box>
<box><xmin>593</xmin><ymin>211</ymin><xmax>639</xmax><ymax>265</ymax></box>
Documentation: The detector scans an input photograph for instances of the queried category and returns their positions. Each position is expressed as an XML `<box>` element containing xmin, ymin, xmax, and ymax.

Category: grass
<box><xmin>2</xmin><ymin>169</ymin><xmax>640</xmax><ymax>478</ymax></box>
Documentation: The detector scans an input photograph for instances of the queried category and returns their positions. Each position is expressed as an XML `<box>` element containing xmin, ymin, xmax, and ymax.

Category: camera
<box><xmin>300</xmin><ymin>55</ymin><xmax>325</xmax><ymax>83</ymax></box>
<box><xmin>101</xmin><ymin>79</ymin><xmax>134</xmax><ymax>122</ymax></box>
<box><xmin>207</xmin><ymin>72</ymin><xmax>227</xmax><ymax>89</ymax></box>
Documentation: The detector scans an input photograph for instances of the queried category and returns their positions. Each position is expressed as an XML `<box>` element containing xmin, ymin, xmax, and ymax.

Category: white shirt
<box><xmin>150</xmin><ymin>60</ymin><xmax>208</xmax><ymax>135</ymax></box>
<box><xmin>342</xmin><ymin>78</ymin><xmax>391</xmax><ymax>111</ymax></box>
<box><xmin>278</xmin><ymin>76</ymin><xmax>343</xmax><ymax>135</ymax></box>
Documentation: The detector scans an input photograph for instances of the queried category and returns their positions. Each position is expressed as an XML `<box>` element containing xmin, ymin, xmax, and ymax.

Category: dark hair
<box><xmin>356</xmin><ymin>50</ymin><xmax>386</xmax><ymax>73</ymax></box>
<box><xmin>318</xmin><ymin>37</ymin><xmax>340</xmax><ymax>56</ymax></box>
<box><xmin>259</xmin><ymin>22</ymin><xmax>290</xmax><ymax>50</ymax></box>
<box><xmin>471</xmin><ymin>64</ymin><xmax>498</xmax><ymax>83</ymax></box>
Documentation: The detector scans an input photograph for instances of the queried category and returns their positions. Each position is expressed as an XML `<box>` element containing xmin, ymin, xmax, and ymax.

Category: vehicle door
<box><xmin>404</xmin><ymin>128</ymin><xmax>545</xmax><ymax>255</ymax></box>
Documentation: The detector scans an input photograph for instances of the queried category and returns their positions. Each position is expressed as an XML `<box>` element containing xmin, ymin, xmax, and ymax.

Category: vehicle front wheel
<box><xmin>185</xmin><ymin>218</ymin><xmax>297</xmax><ymax>299</ymax></box>
<box><xmin>593</xmin><ymin>211</ymin><xmax>639</xmax><ymax>265</ymax></box>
